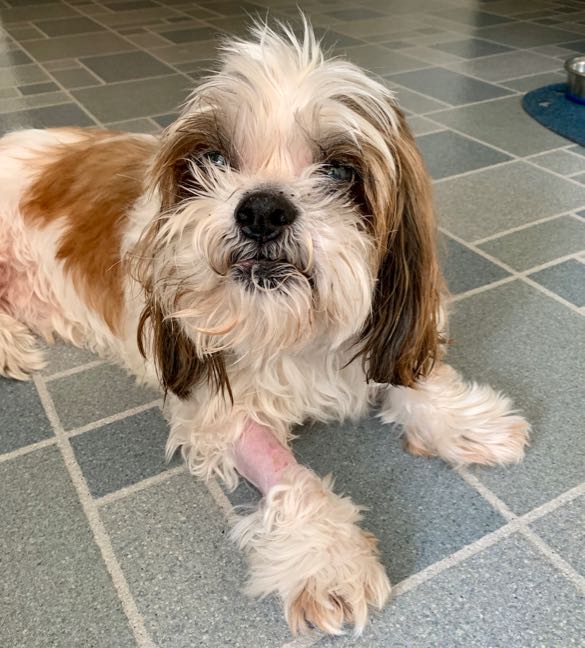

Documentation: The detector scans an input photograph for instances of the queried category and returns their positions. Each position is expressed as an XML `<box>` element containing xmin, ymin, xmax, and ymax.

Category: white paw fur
<box><xmin>0</xmin><ymin>313</ymin><xmax>46</xmax><ymax>380</ymax></box>
<box><xmin>381</xmin><ymin>364</ymin><xmax>530</xmax><ymax>466</ymax></box>
<box><xmin>231</xmin><ymin>464</ymin><xmax>391</xmax><ymax>636</ymax></box>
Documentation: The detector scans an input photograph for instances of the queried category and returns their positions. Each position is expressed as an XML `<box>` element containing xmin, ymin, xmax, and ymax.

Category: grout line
<box><xmin>470</xmin><ymin>211</ymin><xmax>572</xmax><ymax>246</ymax></box>
<box><xmin>95</xmin><ymin>464</ymin><xmax>186</xmax><ymax>508</ymax></box>
<box><xmin>65</xmin><ymin>399</ymin><xmax>163</xmax><ymax>438</ymax></box>
<box><xmin>280</xmin><ymin>633</ymin><xmax>323</xmax><ymax>648</ymax></box>
<box><xmin>205</xmin><ymin>476</ymin><xmax>235</xmax><ymax>518</ymax></box>
<box><xmin>0</xmin><ymin>436</ymin><xmax>57</xmax><ymax>464</ymax></box>
<box><xmin>439</xmin><ymin>226</ymin><xmax>585</xmax><ymax>317</ymax></box>
<box><xmin>32</xmin><ymin>374</ymin><xmax>155</xmax><ymax>648</ymax></box>
<box><xmin>44</xmin><ymin>359</ymin><xmax>106</xmax><ymax>382</ymax></box>
<box><xmin>391</xmin><ymin>522</ymin><xmax>521</xmax><ymax>597</ymax></box>
<box><xmin>519</xmin><ymin>527</ymin><xmax>585</xmax><ymax>594</ymax></box>
<box><xmin>457</xmin><ymin>469</ymin><xmax>517</xmax><ymax>521</ymax></box>
<box><xmin>520</xmin><ymin>481</ymin><xmax>585</xmax><ymax>526</ymax></box>
<box><xmin>432</xmin><ymin>157</ymin><xmax>516</xmax><ymax>184</ymax></box>
<box><xmin>450</xmin><ymin>276</ymin><xmax>517</xmax><ymax>303</ymax></box>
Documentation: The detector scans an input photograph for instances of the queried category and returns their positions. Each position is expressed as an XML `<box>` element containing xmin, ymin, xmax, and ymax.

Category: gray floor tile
<box><xmin>319</xmin><ymin>535</ymin><xmax>585</xmax><ymax>647</ymax></box>
<box><xmin>531</xmin><ymin>495</ymin><xmax>585</xmax><ymax>576</ymax></box>
<box><xmin>479</xmin><ymin>216</ymin><xmax>585</xmax><ymax>271</ymax></box>
<box><xmin>417</xmin><ymin>129</ymin><xmax>511</xmax><ymax>179</ymax></box>
<box><xmin>339</xmin><ymin>44</ymin><xmax>426</xmax><ymax>75</ymax></box>
<box><xmin>47</xmin><ymin>362</ymin><xmax>159</xmax><ymax>430</ymax></box>
<box><xmin>151</xmin><ymin>112</ymin><xmax>177</xmax><ymax>128</ymax></box>
<box><xmin>18</xmin><ymin>80</ymin><xmax>59</xmax><ymax>95</ymax></box>
<box><xmin>0</xmin><ymin>90</ymin><xmax>72</xmax><ymax>114</ymax></box>
<box><xmin>0</xmin><ymin>378</ymin><xmax>52</xmax><ymax>453</ymax></box>
<box><xmin>41</xmin><ymin>341</ymin><xmax>98</xmax><ymax>376</ymax></box>
<box><xmin>431</xmin><ymin>96</ymin><xmax>569</xmax><ymax>156</ymax></box>
<box><xmin>389</xmin><ymin>84</ymin><xmax>449</xmax><ymax>114</ymax></box>
<box><xmin>3</xmin><ymin>25</ymin><xmax>46</xmax><ymax>41</ymax></box>
<box><xmin>106</xmin><ymin>116</ymin><xmax>160</xmax><ymax>133</ymax></box>
<box><xmin>0</xmin><ymin>5</ymin><xmax>79</xmax><ymax>22</ymax></box>
<box><xmin>500</xmin><ymin>70</ymin><xmax>565</xmax><ymax>92</ymax></box>
<box><xmin>388</xmin><ymin>68</ymin><xmax>512</xmax><ymax>106</ymax></box>
<box><xmin>530</xmin><ymin>150</ymin><xmax>585</xmax><ymax>175</ymax></box>
<box><xmin>400</xmin><ymin>45</ymin><xmax>463</xmax><ymax>65</ymax></box>
<box><xmin>0</xmin><ymin>65</ymin><xmax>49</xmax><ymax>88</ymax></box>
<box><xmin>448</xmin><ymin>281</ymin><xmax>585</xmax><ymax>514</ymax></box>
<box><xmin>0</xmin><ymin>49</ymin><xmax>33</xmax><ymax>67</ymax></box>
<box><xmin>407</xmin><ymin>115</ymin><xmax>442</xmax><ymax>135</ymax></box>
<box><xmin>136</xmin><ymin>41</ymin><xmax>215</xmax><ymax>64</ymax></box>
<box><xmin>21</xmin><ymin>32</ymin><xmax>136</xmax><ymax>62</ymax></box>
<box><xmin>446</xmin><ymin>50</ymin><xmax>562</xmax><ymax>82</ymax></box>
<box><xmin>433</xmin><ymin>8</ymin><xmax>514</xmax><ymax>27</ymax></box>
<box><xmin>50</xmin><ymin>66</ymin><xmax>102</xmax><ymax>88</ymax></box>
<box><xmin>101</xmin><ymin>473</ymin><xmax>292</xmax><ymax>647</ymax></box>
<box><xmin>158</xmin><ymin>25</ymin><xmax>219</xmax><ymax>43</ymax></box>
<box><xmin>72</xmin><ymin>74</ymin><xmax>189</xmax><ymax>122</ymax></box>
<box><xmin>571</xmin><ymin>171</ymin><xmax>585</xmax><ymax>185</ymax></box>
<box><xmin>437</xmin><ymin>162</ymin><xmax>585</xmax><ymax>241</ymax></box>
<box><xmin>433</xmin><ymin>37</ymin><xmax>513</xmax><ymax>59</ymax></box>
<box><xmin>71</xmin><ymin>407</ymin><xmax>178</xmax><ymax>497</ymax></box>
<box><xmin>325</xmin><ymin>7</ymin><xmax>384</xmax><ymax>20</ymax></box>
<box><xmin>529</xmin><ymin>259</ymin><xmax>585</xmax><ymax>307</ymax></box>
<box><xmin>281</xmin><ymin>418</ymin><xmax>506</xmax><ymax>584</ymax></box>
<box><xmin>0</xmin><ymin>103</ymin><xmax>95</xmax><ymax>136</ymax></box>
<box><xmin>33</xmin><ymin>16</ymin><xmax>106</xmax><ymax>37</ymax></box>
<box><xmin>440</xmin><ymin>235</ymin><xmax>510</xmax><ymax>294</ymax></box>
<box><xmin>80</xmin><ymin>50</ymin><xmax>175</xmax><ymax>82</ymax></box>
<box><xmin>0</xmin><ymin>447</ymin><xmax>136</xmax><ymax>648</ymax></box>
<box><xmin>98</xmin><ymin>7</ymin><xmax>179</xmax><ymax>28</ymax></box>
<box><xmin>474</xmin><ymin>22</ymin><xmax>584</xmax><ymax>47</ymax></box>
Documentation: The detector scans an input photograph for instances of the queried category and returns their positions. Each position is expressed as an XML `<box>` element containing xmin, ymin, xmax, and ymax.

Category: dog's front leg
<box><xmin>230</xmin><ymin>421</ymin><xmax>391</xmax><ymax>636</ymax></box>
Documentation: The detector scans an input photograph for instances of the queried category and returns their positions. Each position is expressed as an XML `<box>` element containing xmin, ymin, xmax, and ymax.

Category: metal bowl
<box><xmin>565</xmin><ymin>55</ymin><xmax>585</xmax><ymax>104</ymax></box>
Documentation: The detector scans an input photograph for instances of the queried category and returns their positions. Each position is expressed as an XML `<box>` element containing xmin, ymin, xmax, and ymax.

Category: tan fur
<box><xmin>21</xmin><ymin>129</ymin><xmax>156</xmax><ymax>332</ymax></box>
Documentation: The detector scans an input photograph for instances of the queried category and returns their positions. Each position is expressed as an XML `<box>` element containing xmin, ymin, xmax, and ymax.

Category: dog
<box><xmin>0</xmin><ymin>21</ymin><xmax>530</xmax><ymax>636</ymax></box>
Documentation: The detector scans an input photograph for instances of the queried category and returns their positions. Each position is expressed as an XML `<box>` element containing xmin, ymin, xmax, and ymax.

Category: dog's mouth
<box><xmin>231</xmin><ymin>256</ymin><xmax>305</xmax><ymax>291</ymax></box>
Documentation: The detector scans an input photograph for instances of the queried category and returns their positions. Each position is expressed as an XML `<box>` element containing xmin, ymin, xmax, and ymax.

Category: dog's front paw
<box><xmin>231</xmin><ymin>465</ymin><xmax>391</xmax><ymax>636</ymax></box>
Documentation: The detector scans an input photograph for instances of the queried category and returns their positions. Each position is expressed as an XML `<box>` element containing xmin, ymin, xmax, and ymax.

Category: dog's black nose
<box><xmin>235</xmin><ymin>190</ymin><xmax>298</xmax><ymax>242</ymax></box>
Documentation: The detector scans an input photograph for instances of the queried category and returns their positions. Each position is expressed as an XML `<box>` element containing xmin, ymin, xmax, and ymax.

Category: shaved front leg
<box><xmin>230</xmin><ymin>420</ymin><xmax>391</xmax><ymax>636</ymax></box>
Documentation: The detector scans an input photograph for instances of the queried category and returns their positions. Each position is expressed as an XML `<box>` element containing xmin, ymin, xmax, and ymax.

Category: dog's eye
<box><xmin>203</xmin><ymin>151</ymin><xmax>228</xmax><ymax>168</ymax></box>
<box><xmin>324</xmin><ymin>162</ymin><xmax>355</xmax><ymax>183</ymax></box>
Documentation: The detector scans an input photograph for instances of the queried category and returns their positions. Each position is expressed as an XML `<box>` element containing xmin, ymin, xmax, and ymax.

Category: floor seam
<box><xmin>32</xmin><ymin>373</ymin><xmax>156</xmax><ymax>648</ymax></box>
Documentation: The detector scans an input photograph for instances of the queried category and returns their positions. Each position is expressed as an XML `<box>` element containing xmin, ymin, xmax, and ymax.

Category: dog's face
<box><xmin>137</xmin><ymin>25</ymin><xmax>442</xmax><ymax>399</ymax></box>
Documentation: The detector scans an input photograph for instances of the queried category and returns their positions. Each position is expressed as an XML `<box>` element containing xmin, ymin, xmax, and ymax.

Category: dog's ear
<box><xmin>358</xmin><ymin>110</ymin><xmax>443</xmax><ymax>387</ymax></box>
<box><xmin>137</xmin><ymin>297</ymin><xmax>231</xmax><ymax>401</ymax></box>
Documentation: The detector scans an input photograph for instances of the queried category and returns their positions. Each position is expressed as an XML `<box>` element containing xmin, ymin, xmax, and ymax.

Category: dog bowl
<box><xmin>565</xmin><ymin>55</ymin><xmax>585</xmax><ymax>104</ymax></box>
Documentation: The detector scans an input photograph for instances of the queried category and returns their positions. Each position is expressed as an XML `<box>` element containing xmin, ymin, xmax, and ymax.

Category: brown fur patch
<box><xmin>21</xmin><ymin>128</ymin><xmax>156</xmax><ymax>332</ymax></box>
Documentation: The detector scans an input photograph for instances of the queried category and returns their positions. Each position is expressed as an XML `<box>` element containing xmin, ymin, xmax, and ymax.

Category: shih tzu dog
<box><xmin>0</xmin><ymin>21</ymin><xmax>529</xmax><ymax>636</ymax></box>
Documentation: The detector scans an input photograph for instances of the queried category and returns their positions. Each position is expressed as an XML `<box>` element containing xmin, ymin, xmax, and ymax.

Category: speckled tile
<box><xmin>433</xmin><ymin>37</ymin><xmax>513</xmax><ymax>59</ymax></box>
<box><xmin>500</xmin><ymin>70</ymin><xmax>565</xmax><ymax>91</ymax></box>
<box><xmin>417</xmin><ymin>129</ymin><xmax>511</xmax><ymax>179</ymax></box>
<box><xmin>440</xmin><ymin>235</ymin><xmax>510</xmax><ymax>294</ymax></box>
<box><xmin>80</xmin><ymin>50</ymin><xmax>175</xmax><ymax>82</ymax></box>
<box><xmin>475</xmin><ymin>22</ymin><xmax>584</xmax><ymax>47</ymax></box>
<box><xmin>530</xmin><ymin>150</ymin><xmax>585</xmax><ymax>176</ymax></box>
<box><xmin>72</xmin><ymin>74</ymin><xmax>189</xmax><ymax>122</ymax></box>
<box><xmin>529</xmin><ymin>259</ymin><xmax>585</xmax><ymax>307</ymax></box>
<box><xmin>0</xmin><ymin>447</ymin><xmax>136</xmax><ymax>648</ymax></box>
<box><xmin>436</xmin><ymin>162</ymin><xmax>585</xmax><ymax>241</ymax></box>
<box><xmin>0</xmin><ymin>102</ymin><xmax>95</xmax><ymax>135</ymax></box>
<box><xmin>338</xmin><ymin>44</ymin><xmax>426</xmax><ymax>75</ymax></box>
<box><xmin>431</xmin><ymin>97</ymin><xmax>568</xmax><ymax>156</ymax></box>
<box><xmin>531</xmin><ymin>495</ymin><xmax>585</xmax><ymax>576</ymax></box>
<box><xmin>318</xmin><ymin>535</ymin><xmax>585</xmax><ymax>647</ymax></box>
<box><xmin>101</xmin><ymin>473</ymin><xmax>292</xmax><ymax>647</ymax></box>
<box><xmin>479</xmin><ymin>216</ymin><xmax>585</xmax><ymax>270</ymax></box>
<box><xmin>446</xmin><ymin>50</ymin><xmax>562</xmax><ymax>82</ymax></box>
<box><xmin>47</xmin><ymin>363</ymin><xmax>159</xmax><ymax>430</ymax></box>
<box><xmin>448</xmin><ymin>281</ymin><xmax>585</xmax><ymax>515</ymax></box>
<box><xmin>388</xmin><ymin>68</ymin><xmax>513</xmax><ymax>106</ymax></box>
<box><xmin>71</xmin><ymin>407</ymin><xmax>178</xmax><ymax>497</ymax></box>
<box><xmin>389</xmin><ymin>84</ymin><xmax>449</xmax><ymax>114</ymax></box>
<box><xmin>50</xmin><ymin>66</ymin><xmax>102</xmax><ymax>88</ymax></box>
<box><xmin>41</xmin><ymin>341</ymin><xmax>98</xmax><ymax>376</ymax></box>
<box><xmin>0</xmin><ymin>63</ymin><xmax>49</xmax><ymax>88</ymax></box>
<box><xmin>0</xmin><ymin>378</ymin><xmax>52</xmax><ymax>453</ymax></box>
<box><xmin>33</xmin><ymin>16</ymin><xmax>106</xmax><ymax>37</ymax></box>
<box><xmin>21</xmin><ymin>32</ymin><xmax>136</xmax><ymax>61</ymax></box>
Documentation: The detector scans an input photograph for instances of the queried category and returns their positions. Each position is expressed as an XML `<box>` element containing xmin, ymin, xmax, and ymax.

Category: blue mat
<box><xmin>522</xmin><ymin>83</ymin><xmax>585</xmax><ymax>147</ymax></box>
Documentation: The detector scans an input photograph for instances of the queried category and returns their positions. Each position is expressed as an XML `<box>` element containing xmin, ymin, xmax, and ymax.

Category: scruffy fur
<box><xmin>0</xmin><ymin>22</ymin><xmax>529</xmax><ymax>636</ymax></box>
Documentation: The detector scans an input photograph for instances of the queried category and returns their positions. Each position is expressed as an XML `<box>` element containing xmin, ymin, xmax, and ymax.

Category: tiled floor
<box><xmin>1</xmin><ymin>0</ymin><xmax>584</xmax><ymax>646</ymax></box>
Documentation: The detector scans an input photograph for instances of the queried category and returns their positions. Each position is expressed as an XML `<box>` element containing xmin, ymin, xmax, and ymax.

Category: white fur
<box><xmin>231</xmin><ymin>464</ymin><xmax>391</xmax><ymax>636</ymax></box>
<box><xmin>0</xmin><ymin>23</ymin><xmax>530</xmax><ymax>637</ymax></box>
